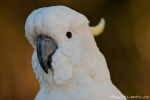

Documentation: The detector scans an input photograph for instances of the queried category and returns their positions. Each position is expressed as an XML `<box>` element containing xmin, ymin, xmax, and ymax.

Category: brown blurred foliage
<box><xmin>0</xmin><ymin>0</ymin><xmax>150</xmax><ymax>100</ymax></box>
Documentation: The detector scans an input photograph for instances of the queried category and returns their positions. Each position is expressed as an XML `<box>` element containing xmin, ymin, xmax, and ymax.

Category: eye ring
<box><xmin>66</xmin><ymin>31</ymin><xmax>72</xmax><ymax>38</ymax></box>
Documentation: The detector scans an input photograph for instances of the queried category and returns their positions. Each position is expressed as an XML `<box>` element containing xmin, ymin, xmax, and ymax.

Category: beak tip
<box><xmin>44</xmin><ymin>69</ymin><xmax>48</xmax><ymax>74</ymax></box>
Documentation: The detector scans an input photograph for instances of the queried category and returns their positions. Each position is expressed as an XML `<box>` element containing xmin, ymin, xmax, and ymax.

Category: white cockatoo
<box><xmin>25</xmin><ymin>6</ymin><xmax>126</xmax><ymax>100</ymax></box>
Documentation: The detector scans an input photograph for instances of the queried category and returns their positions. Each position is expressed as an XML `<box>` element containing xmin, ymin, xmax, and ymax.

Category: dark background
<box><xmin>0</xmin><ymin>0</ymin><xmax>150</xmax><ymax>100</ymax></box>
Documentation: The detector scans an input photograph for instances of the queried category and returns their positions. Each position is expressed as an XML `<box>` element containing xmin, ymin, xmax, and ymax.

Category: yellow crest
<box><xmin>90</xmin><ymin>18</ymin><xmax>105</xmax><ymax>36</ymax></box>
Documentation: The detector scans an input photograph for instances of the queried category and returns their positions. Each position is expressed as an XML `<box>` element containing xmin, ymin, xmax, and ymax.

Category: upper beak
<box><xmin>36</xmin><ymin>35</ymin><xmax>58</xmax><ymax>74</ymax></box>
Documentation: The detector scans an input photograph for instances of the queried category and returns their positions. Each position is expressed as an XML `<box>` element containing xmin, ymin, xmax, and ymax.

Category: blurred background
<box><xmin>0</xmin><ymin>0</ymin><xmax>150</xmax><ymax>100</ymax></box>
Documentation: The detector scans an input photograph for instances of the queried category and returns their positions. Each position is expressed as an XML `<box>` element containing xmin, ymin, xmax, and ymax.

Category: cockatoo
<box><xmin>25</xmin><ymin>6</ymin><xmax>126</xmax><ymax>100</ymax></box>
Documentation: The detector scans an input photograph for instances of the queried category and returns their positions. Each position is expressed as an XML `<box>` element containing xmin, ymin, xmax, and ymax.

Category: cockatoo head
<box><xmin>25</xmin><ymin>6</ymin><xmax>105</xmax><ymax>86</ymax></box>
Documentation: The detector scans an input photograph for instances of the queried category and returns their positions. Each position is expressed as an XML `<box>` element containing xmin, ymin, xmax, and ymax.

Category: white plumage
<box><xmin>25</xmin><ymin>6</ymin><xmax>126</xmax><ymax>100</ymax></box>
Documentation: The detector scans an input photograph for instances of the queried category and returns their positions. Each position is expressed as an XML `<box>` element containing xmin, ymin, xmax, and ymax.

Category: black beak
<box><xmin>36</xmin><ymin>35</ymin><xmax>58</xmax><ymax>74</ymax></box>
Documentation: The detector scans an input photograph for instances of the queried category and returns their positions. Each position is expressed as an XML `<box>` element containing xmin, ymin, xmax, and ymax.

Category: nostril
<box><xmin>44</xmin><ymin>35</ymin><xmax>53</xmax><ymax>41</ymax></box>
<box><xmin>45</xmin><ymin>35</ymin><xmax>50</xmax><ymax>39</ymax></box>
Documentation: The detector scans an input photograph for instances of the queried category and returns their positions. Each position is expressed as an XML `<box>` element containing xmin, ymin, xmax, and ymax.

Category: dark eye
<box><xmin>66</xmin><ymin>32</ymin><xmax>72</xmax><ymax>38</ymax></box>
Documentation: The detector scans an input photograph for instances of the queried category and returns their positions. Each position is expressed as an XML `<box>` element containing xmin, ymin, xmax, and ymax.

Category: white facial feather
<box><xmin>25</xmin><ymin>6</ymin><xmax>95</xmax><ymax>85</ymax></box>
<box><xmin>25</xmin><ymin>6</ymin><xmax>90</xmax><ymax>48</ymax></box>
<box><xmin>25</xmin><ymin>6</ymin><xmax>126</xmax><ymax>100</ymax></box>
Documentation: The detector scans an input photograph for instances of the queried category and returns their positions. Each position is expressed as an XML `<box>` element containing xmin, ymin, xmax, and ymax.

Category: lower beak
<box><xmin>36</xmin><ymin>35</ymin><xmax>58</xmax><ymax>74</ymax></box>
